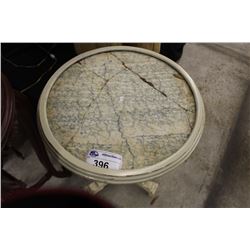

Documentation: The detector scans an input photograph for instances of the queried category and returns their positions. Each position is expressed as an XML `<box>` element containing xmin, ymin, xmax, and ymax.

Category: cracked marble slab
<box><xmin>47</xmin><ymin>51</ymin><xmax>196</xmax><ymax>169</ymax></box>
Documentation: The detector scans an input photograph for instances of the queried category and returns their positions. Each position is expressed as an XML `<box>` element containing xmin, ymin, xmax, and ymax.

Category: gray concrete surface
<box><xmin>2</xmin><ymin>43</ymin><xmax>250</xmax><ymax>207</ymax></box>
<box><xmin>205</xmin><ymin>86</ymin><xmax>250</xmax><ymax>207</ymax></box>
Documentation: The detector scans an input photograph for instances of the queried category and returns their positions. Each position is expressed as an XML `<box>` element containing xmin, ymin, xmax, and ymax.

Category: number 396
<box><xmin>94</xmin><ymin>160</ymin><xmax>109</xmax><ymax>168</ymax></box>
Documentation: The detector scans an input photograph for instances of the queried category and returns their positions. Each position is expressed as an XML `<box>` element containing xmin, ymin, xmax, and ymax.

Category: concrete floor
<box><xmin>2</xmin><ymin>43</ymin><xmax>250</xmax><ymax>207</ymax></box>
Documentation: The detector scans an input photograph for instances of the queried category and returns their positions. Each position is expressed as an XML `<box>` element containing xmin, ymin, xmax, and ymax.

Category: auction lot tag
<box><xmin>86</xmin><ymin>149</ymin><xmax>122</xmax><ymax>170</ymax></box>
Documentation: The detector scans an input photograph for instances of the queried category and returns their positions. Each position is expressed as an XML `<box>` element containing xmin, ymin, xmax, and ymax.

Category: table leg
<box><xmin>137</xmin><ymin>181</ymin><xmax>159</xmax><ymax>198</ymax></box>
<box><xmin>84</xmin><ymin>180</ymin><xmax>159</xmax><ymax>199</ymax></box>
<box><xmin>84</xmin><ymin>181</ymin><xmax>108</xmax><ymax>195</ymax></box>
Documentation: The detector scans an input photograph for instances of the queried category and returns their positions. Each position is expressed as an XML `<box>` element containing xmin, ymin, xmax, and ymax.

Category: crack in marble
<box><xmin>125</xmin><ymin>133</ymin><xmax>190</xmax><ymax>138</ymax></box>
<box><xmin>117</xmin><ymin>115</ymin><xmax>136</xmax><ymax>168</ymax></box>
<box><xmin>63</xmin><ymin>72</ymin><xmax>111</xmax><ymax>148</ymax></box>
<box><xmin>96</xmin><ymin>100</ymin><xmax>111</xmax><ymax>139</ymax></box>
<box><xmin>62</xmin><ymin>78</ymin><xmax>107</xmax><ymax>148</ymax></box>
<box><xmin>171</xmin><ymin>99</ymin><xmax>192</xmax><ymax>113</ymax></box>
<box><xmin>63</xmin><ymin>63</ymin><xmax>126</xmax><ymax>148</ymax></box>
<box><xmin>105</xmin><ymin>82</ymin><xmax>136</xmax><ymax>168</ymax></box>
<box><xmin>103</xmin><ymin>63</ymin><xmax>107</xmax><ymax>79</ymax></box>
<box><xmin>111</xmin><ymin>52</ymin><xmax>194</xmax><ymax>115</ymax></box>
<box><xmin>81</xmin><ymin>60</ymin><xmax>107</xmax><ymax>81</ymax></box>
<box><xmin>186</xmin><ymin>114</ymin><xmax>193</xmax><ymax>131</ymax></box>
<box><xmin>111</xmin><ymin>53</ymin><xmax>169</xmax><ymax>98</ymax></box>
<box><xmin>173</xmin><ymin>73</ymin><xmax>185</xmax><ymax>80</ymax></box>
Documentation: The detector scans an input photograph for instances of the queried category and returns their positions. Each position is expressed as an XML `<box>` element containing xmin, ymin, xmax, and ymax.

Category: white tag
<box><xmin>86</xmin><ymin>149</ymin><xmax>122</xmax><ymax>170</ymax></box>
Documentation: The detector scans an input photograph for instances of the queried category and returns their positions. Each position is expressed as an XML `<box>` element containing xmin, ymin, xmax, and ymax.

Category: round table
<box><xmin>38</xmin><ymin>46</ymin><xmax>205</xmax><ymax>197</ymax></box>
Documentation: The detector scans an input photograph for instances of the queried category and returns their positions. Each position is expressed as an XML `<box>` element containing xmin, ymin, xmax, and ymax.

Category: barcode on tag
<box><xmin>86</xmin><ymin>149</ymin><xmax>122</xmax><ymax>170</ymax></box>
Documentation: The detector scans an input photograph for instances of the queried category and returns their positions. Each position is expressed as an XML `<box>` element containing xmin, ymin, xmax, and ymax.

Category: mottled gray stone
<box><xmin>47</xmin><ymin>51</ymin><xmax>196</xmax><ymax>170</ymax></box>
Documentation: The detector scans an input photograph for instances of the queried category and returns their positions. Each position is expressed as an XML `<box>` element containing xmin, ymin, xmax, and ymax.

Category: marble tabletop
<box><xmin>46</xmin><ymin>51</ymin><xmax>196</xmax><ymax>170</ymax></box>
